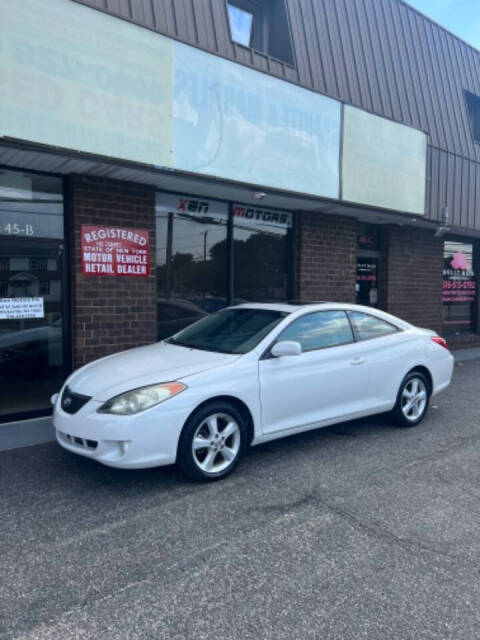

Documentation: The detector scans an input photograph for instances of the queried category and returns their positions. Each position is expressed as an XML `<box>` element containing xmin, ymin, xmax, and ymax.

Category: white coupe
<box><xmin>53</xmin><ymin>303</ymin><xmax>454</xmax><ymax>481</ymax></box>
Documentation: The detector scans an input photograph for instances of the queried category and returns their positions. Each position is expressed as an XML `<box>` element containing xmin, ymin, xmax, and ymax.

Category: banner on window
<box><xmin>0</xmin><ymin>297</ymin><xmax>44</xmax><ymax>319</ymax></box>
<box><xmin>81</xmin><ymin>226</ymin><xmax>150</xmax><ymax>277</ymax></box>
<box><xmin>442</xmin><ymin>245</ymin><xmax>475</xmax><ymax>304</ymax></box>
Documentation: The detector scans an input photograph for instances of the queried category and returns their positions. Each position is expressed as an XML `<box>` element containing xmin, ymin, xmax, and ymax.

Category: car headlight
<box><xmin>97</xmin><ymin>382</ymin><xmax>187</xmax><ymax>415</ymax></box>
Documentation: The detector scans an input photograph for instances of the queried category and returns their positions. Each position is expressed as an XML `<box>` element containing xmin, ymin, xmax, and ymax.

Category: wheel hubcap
<box><xmin>401</xmin><ymin>378</ymin><xmax>427</xmax><ymax>421</ymax></box>
<box><xmin>192</xmin><ymin>413</ymin><xmax>241</xmax><ymax>474</ymax></box>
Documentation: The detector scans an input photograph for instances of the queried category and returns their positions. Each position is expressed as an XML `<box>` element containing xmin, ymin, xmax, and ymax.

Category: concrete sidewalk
<box><xmin>1</xmin><ymin>345</ymin><xmax>479</xmax><ymax>453</ymax></box>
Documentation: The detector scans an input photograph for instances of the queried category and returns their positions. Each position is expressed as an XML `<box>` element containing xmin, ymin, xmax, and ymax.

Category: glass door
<box><xmin>0</xmin><ymin>170</ymin><xmax>66</xmax><ymax>421</ymax></box>
<box><xmin>356</xmin><ymin>224</ymin><xmax>380</xmax><ymax>307</ymax></box>
<box><xmin>443</xmin><ymin>239</ymin><xmax>476</xmax><ymax>333</ymax></box>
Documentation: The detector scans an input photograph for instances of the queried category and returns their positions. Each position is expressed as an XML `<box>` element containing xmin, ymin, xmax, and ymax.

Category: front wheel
<box><xmin>177</xmin><ymin>402</ymin><xmax>247</xmax><ymax>481</ymax></box>
<box><xmin>393</xmin><ymin>371</ymin><xmax>430</xmax><ymax>428</ymax></box>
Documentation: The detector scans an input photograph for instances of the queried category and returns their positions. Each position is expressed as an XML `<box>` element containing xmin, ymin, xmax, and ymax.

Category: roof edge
<box><xmin>398</xmin><ymin>0</ymin><xmax>480</xmax><ymax>58</ymax></box>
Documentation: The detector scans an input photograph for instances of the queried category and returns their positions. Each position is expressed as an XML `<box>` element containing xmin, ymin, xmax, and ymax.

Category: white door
<box><xmin>347</xmin><ymin>310</ymin><xmax>412</xmax><ymax>411</ymax></box>
<box><xmin>259</xmin><ymin>310</ymin><xmax>369</xmax><ymax>435</ymax></box>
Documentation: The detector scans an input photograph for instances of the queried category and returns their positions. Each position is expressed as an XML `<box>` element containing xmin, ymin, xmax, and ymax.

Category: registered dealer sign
<box><xmin>81</xmin><ymin>226</ymin><xmax>150</xmax><ymax>277</ymax></box>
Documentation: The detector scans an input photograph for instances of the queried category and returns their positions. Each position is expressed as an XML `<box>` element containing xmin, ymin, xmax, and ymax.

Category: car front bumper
<box><xmin>53</xmin><ymin>394</ymin><xmax>191</xmax><ymax>469</ymax></box>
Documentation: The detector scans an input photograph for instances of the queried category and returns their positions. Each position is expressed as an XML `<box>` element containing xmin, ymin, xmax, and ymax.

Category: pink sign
<box><xmin>81</xmin><ymin>226</ymin><xmax>150</xmax><ymax>277</ymax></box>
<box><xmin>450</xmin><ymin>252</ymin><xmax>469</xmax><ymax>271</ymax></box>
<box><xmin>443</xmin><ymin>251</ymin><xmax>475</xmax><ymax>303</ymax></box>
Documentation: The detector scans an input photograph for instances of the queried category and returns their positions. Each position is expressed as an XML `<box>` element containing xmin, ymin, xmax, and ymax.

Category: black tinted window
<box><xmin>349</xmin><ymin>311</ymin><xmax>398</xmax><ymax>341</ymax></box>
<box><xmin>169</xmin><ymin>308</ymin><xmax>286</xmax><ymax>354</ymax></box>
<box><xmin>279</xmin><ymin>311</ymin><xmax>353</xmax><ymax>351</ymax></box>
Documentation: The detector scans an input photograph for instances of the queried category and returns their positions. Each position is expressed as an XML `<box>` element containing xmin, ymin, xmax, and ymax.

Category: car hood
<box><xmin>66</xmin><ymin>341</ymin><xmax>241</xmax><ymax>401</ymax></box>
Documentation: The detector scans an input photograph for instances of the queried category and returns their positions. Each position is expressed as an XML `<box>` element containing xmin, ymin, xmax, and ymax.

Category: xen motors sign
<box><xmin>156</xmin><ymin>193</ymin><xmax>228</xmax><ymax>219</ymax></box>
<box><xmin>155</xmin><ymin>193</ymin><xmax>292</xmax><ymax>229</ymax></box>
<box><xmin>177</xmin><ymin>198</ymin><xmax>210</xmax><ymax>214</ymax></box>
<box><xmin>233</xmin><ymin>205</ymin><xmax>292</xmax><ymax>229</ymax></box>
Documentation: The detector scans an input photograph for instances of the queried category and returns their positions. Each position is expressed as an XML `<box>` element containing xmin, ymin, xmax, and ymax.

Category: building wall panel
<box><xmin>380</xmin><ymin>225</ymin><xmax>444</xmax><ymax>332</ymax></box>
<box><xmin>70</xmin><ymin>0</ymin><xmax>480</xmax><ymax>230</ymax></box>
<box><xmin>296</xmin><ymin>212</ymin><xmax>357</xmax><ymax>303</ymax></box>
<box><xmin>73</xmin><ymin>0</ymin><xmax>480</xmax><ymax>157</ymax></box>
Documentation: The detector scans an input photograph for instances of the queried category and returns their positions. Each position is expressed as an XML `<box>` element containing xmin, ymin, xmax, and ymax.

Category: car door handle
<box><xmin>350</xmin><ymin>357</ymin><xmax>365</xmax><ymax>365</ymax></box>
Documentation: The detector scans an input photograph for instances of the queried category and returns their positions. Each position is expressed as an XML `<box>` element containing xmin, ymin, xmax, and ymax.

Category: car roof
<box><xmin>231</xmin><ymin>302</ymin><xmax>413</xmax><ymax>328</ymax></box>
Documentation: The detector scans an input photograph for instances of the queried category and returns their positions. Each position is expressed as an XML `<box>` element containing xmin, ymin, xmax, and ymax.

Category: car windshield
<box><xmin>167</xmin><ymin>308</ymin><xmax>287</xmax><ymax>354</ymax></box>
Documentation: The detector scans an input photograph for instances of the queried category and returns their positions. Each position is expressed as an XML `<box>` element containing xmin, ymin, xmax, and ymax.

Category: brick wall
<box><xmin>296</xmin><ymin>214</ymin><xmax>445</xmax><ymax>333</ymax></box>
<box><xmin>296</xmin><ymin>212</ymin><xmax>357</xmax><ymax>303</ymax></box>
<box><xmin>379</xmin><ymin>225</ymin><xmax>443</xmax><ymax>332</ymax></box>
<box><xmin>69</xmin><ymin>176</ymin><xmax>157</xmax><ymax>368</ymax></box>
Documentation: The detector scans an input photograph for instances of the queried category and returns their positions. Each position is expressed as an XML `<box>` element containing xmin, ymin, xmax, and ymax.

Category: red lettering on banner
<box><xmin>81</xmin><ymin>225</ymin><xmax>150</xmax><ymax>277</ymax></box>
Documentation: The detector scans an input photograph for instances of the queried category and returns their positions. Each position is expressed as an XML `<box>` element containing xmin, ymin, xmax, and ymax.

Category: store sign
<box><xmin>233</xmin><ymin>205</ymin><xmax>292</xmax><ymax>229</ymax></box>
<box><xmin>81</xmin><ymin>226</ymin><xmax>150</xmax><ymax>277</ymax></box>
<box><xmin>342</xmin><ymin>106</ymin><xmax>427</xmax><ymax>215</ymax></box>
<box><xmin>357</xmin><ymin>224</ymin><xmax>379</xmax><ymax>250</ymax></box>
<box><xmin>0</xmin><ymin>297</ymin><xmax>44</xmax><ymax>319</ymax></box>
<box><xmin>0</xmin><ymin>0</ymin><xmax>174</xmax><ymax>167</ymax></box>
<box><xmin>173</xmin><ymin>42</ymin><xmax>341</xmax><ymax>199</ymax></box>
<box><xmin>356</xmin><ymin>260</ymin><xmax>378</xmax><ymax>283</ymax></box>
<box><xmin>155</xmin><ymin>193</ymin><xmax>228</xmax><ymax>219</ymax></box>
<box><xmin>442</xmin><ymin>250</ymin><xmax>475</xmax><ymax>304</ymax></box>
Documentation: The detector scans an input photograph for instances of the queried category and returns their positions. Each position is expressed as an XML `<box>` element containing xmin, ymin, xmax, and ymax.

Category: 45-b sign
<box><xmin>3</xmin><ymin>223</ymin><xmax>34</xmax><ymax>236</ymax></box>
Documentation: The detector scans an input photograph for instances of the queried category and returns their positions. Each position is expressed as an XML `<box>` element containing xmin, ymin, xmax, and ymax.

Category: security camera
<box><xmin>434</xmin><ymin>226</ymin><xmax>450</xmax><ymax>239</ymax></box>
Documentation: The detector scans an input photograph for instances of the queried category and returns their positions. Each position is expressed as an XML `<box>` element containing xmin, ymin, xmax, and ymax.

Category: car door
<box><xmin>258</xmin><ymin>310</ymin><xmax>369</xmax><ymax>435</ymax></box>
<box><xmin>347</xmin><ymin>310</ymin><xmax>410</xmax><ymax>411</ymax></box>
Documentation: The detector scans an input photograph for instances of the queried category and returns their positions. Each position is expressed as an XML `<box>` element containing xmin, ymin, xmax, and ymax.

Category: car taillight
<box><xmin>432</xmin><ymin>336</ymin><xmax>449</xmax><ymax>350</ymax></box>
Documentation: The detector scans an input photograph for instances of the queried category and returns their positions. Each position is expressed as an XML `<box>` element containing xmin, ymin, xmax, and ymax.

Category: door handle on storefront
<box><xmin>350</xmin><ymin>357</ymin><xmax>365</xmax><ymax>366</ymax></box>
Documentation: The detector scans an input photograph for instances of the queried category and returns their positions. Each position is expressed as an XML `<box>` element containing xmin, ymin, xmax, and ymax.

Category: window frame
<box><xmin>227</xmin><ymin>2</ymin><xmax>256</xmax><ymax>48</ymax></box>
<box><xmin>442</xmin><ymin>235</ymin><xmax>478</xmax><ymax>333</ymax></box>
<box><xmin>347</xmin><ymin>310</ymin><xmax>401</xmax><ymax>343</ymax></box>
<box><xmin>465</xmin><ymin>91</ymin><xmax>480</xmax><ymax>145</ymax></box>
<box><xmin>225</xmin><ymin>0</ymin><xmax>296</xmax><ymax>69</ymax></box>
<box><xmin>265</xmin><ymin>309</ymin><xmax>356</xmax><ymax>357</ymax></box>
<box><xmin>227</xmin><ymin>0</ymin><xmax>266</xmax><ymax>50</ymax></box>
<box><xmin>155</xmin><ymin>190</ymin><xmax>296</xmax><ymax>342</ymax></box>
<box><xmin>0</xmin><ymin>164</ymin><xmax>71</xmax><ymax>426</ymax></box>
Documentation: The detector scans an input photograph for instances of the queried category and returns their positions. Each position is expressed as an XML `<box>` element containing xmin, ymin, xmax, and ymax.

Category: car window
<box><xmin>168</xmin><ymin>308</ymin><xmax>287</xmax><ymax>354</ymax></box>
<box><xmin>349</xmin><ymin>311</ymin><xmax>399</xmax><ymax>341</ymax></box>
<box><xmin>278</xmin><ymin>311</ymin><xmax>354</xmax><ymax>352</ymax></box>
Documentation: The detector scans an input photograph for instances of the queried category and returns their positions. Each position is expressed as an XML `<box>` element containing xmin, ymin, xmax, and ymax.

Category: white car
<box><xmin>52</xmin><ymin>303</ymin><xmax>454</xmax><ymax>481</ymax></box>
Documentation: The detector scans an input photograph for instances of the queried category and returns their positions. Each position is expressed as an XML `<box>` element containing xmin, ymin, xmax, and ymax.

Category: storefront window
<box><xmin>443</xmin><ymin>240</ymin><xmax>476</xmax><ymax>332</ymax></box>
<box><xmin>156</xmin><ymin>194</ymin><xmax>293</xmax><ymax>340</ymax></box>
<box><xmin>156</xmin><ymin>194</ymin><xmax>228</xmax><ymax>339</ymax></box>
<box><xmin>233</xmin><ymin>204</ymin><xmax>292</xmax><ymax>303</ymax></box>
<box><xmin>0</xmin><ymin>169</ymin><xmax>65</xmax><ymax>419</ymax></box>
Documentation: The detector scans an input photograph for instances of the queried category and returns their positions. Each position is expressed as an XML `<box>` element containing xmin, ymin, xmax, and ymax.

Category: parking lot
<box><xmin>1</xmin><ymin>357</ymin><xmax>480</xmax><ymax>640</ymax></box>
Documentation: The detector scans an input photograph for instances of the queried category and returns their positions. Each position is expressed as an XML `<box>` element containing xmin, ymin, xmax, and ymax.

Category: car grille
<box><xmin>58</xmin><ymin>431</ymin><xmax>98</xmax><ymax>450</ymax></box>
<box><xmin>60</xmin><ymin>386</ymin><xmax>92</xmax><ymax>414</ymax></box>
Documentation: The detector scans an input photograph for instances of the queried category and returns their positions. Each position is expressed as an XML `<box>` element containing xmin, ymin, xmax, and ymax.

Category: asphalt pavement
<box><xmin>1</xmin><ymin>357</ymin><xmax>480</xmax><ymax>639</ymax></box>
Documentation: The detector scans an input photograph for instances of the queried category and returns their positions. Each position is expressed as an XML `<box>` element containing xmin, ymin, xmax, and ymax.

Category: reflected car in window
<box><xmin>157</xmin><ymin>298</ymin><xmax>207</xmax><ymax>340</ymax></box>
<box><xmin>0</xmin><ymin>318</ymin><xmax>62</xmax><ymax>372</ymax></box>
<box><xmin>53</xmin><ymin>303</ymin><xmax>454</xmax><ymax>482</ymax></box>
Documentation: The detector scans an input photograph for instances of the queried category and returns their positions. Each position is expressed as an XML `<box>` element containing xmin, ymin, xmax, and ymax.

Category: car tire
<box><xmin>393</xmin><ymin>371</ymin><xmax>430</xmax><ymax>428</ymax></box>
<box><xmin>177</xmin><ymin>401</ymin><xmax>248</xmax><ymax>482</ymax></box>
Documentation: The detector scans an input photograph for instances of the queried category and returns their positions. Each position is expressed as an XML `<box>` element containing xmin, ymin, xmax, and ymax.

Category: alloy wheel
<box><xmin>401</xmin><ymin>377</ymin><xmax>427</xmax><ymax>422</ymax></box>
<box><xmin>191</xmin><ymin>412</ymin><xmax>241</xmax><ymax>474</ymax></box>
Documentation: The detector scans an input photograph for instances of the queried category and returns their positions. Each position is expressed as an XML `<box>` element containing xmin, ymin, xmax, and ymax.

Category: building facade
<box><xmin>1</xmin><ymin>0</ymin><xmax>479</xmax><ymax>442</ymax></box>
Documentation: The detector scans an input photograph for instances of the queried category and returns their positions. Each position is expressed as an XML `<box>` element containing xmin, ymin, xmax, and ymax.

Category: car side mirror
<box><xmin>271</xmin><ymin>340</ymin><xmax>302</xmax><ymax>357</ymax></box>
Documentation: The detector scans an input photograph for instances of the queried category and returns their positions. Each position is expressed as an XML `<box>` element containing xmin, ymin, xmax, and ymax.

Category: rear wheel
<box><xmin>177</xmin><ymin>402</ymin><xmax>247</xmax><ymax>481</ymax></box>
<box><xmin>393</xmin><ymin>371</ymin><xmax>430</xmax><ymax>428</ymax></box>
